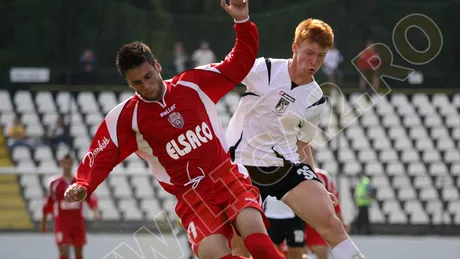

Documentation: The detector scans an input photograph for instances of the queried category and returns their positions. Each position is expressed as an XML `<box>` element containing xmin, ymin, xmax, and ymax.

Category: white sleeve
<box><xmin>241</xmin><ymin>57</ymin><xmax>269</xmax><ymax>95</ymax></box>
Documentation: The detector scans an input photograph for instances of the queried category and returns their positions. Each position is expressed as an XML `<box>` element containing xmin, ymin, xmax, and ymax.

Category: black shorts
<box><xmin>267</xmin><ymin>216</ymin><xmax>306</xmax><ymax>247</ymax></box>
<box><xmin>245</xmin><ymin>161</ymin><xmax>321</xmax><ymax>201</ymax></box>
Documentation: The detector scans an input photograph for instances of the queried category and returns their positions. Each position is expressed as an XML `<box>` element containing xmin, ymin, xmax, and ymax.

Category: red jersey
<box><xmin>357</xmin><ymin>48</ymin><xmax>380</xmax><ymax>70</ymax></box>
<box><xmin>43</xmin><ymin>176</ymin><xmax>98</xmax><ymax>225</ymax></box>
<box><xmin>316</xmin><ymin>168</ymin><xmax>341</xmax><ymax>215</ymax></box>
<box><xmin>75</xmin><ymin>20</ymin><xmax>258</xmax><ymax>216</ymax></box>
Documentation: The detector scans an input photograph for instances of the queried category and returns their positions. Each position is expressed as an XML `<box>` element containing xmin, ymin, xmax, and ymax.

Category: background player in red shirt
<box><xmin>304</xmin><ymin>168</ymin><xmax>349</xmax><ymax>259</ymax></box>
<box><xmin>41</xmin><ymin>154</ymin><xmax>100</xmax><ymax>259</ymax></box>
<box><xmin>64</xmin><ymin>1</ymin><xmax>285</xmax><ymax>258</ymax></box>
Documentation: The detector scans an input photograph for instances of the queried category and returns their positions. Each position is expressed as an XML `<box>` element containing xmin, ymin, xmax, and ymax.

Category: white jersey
<box><xmin>264</xmin><ymin>196</ymin><xmax>296</xmax><ymax>219</ymax></box>
<box><xmin>226</xmin><ymin>57</ymin><xmax>326</xmax><ymax>167</ymax></box>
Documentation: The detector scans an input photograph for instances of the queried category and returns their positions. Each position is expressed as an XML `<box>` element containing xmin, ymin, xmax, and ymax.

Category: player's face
<box><xmin>292</xmin><ymin>41</ymin><xmax>328</xmax><ymax>76</ymax></box>
<box><xmin>60</xmin><ymin>157</ymin><xmax>73</xmax><ymax>170</ymax></box>
<box><xmin>125</xmin><ymin>60</ymin><xmax>165</xmax><ymax>101</ymax></box>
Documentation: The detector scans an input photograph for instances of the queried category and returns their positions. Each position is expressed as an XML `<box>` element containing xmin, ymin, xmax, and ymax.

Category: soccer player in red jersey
<box><xmin>41</xmin><ymin>154</ymin><xmax>100</xmax><ymax>259</ymax></box>
<box><xmin>64</xmin><ymin>1</ymin><xmax>284</xmax><ymax>258</ymax></box>
<box><xmin>304</xmin><ymin>168</ymin><xmax>350</xmax><ymax>259</ymax></box>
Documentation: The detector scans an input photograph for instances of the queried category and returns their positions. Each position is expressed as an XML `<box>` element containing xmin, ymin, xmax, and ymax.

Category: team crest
<box><xmin>168</xmin><ymin>112</ymin><xmax>184</xmax><ymax>129</ymax></box>
<box><xmin>274</xmin><ymin>97</ymin><xmax>290</xmax><ymax>114</ymax></box>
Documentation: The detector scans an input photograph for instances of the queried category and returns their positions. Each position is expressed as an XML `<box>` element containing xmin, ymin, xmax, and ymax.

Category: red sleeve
<box><xmin>42</xmin><ymin>185</ymin><xmax>54</xmax><ymax>215</ymax></box>
<box><xmin>330</xmin><ymin>180</ymin><xmax>342</xmax><ymax>214</ymax></box>
<box><xmin>76</xmin><ymin>116</ymin><xmax>136</xmax><ymax>199</ymax></box>
<box><xmin>85</xmin><ymin>193</ymin><xmax>98</xmax><ymax>209</ymax></box>
<box><xmin>192</xmin><ymin>20</ymin><xmax>259</xmax><ymax>103</ymax></box>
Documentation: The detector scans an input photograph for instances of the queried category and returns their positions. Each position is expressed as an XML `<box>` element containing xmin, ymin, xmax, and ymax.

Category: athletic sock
<box><xmin>243</xmin><ymin>233</ymin><xmax>285</xmax><ymax>259</ymax></box>
<box><xmin>331</xmin><ymin>238</ymin><xmax>365</xmax><ymax>259</ymax></box>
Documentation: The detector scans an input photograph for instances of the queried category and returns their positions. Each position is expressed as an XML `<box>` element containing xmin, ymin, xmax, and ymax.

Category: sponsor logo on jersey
<box><xmin>160</xmin><ymin>104</ymin><xmax>176</xmax><ymax>118</ymax></box>
<box><xmin>168</xmin><ymin>111</ymin><xmax>184</xmax><ymax>129</ymax></box>
<box><xmin>279</xmin><ymin>91</ymin><xmax>296</xmax><ymax>103</ymax></box>
<box><xmin>166</xmin><ymin>122</ymin><xmax>213</xmax><ymax>159</ymax></box>
<box><xmin>296</xmin><ymin>165</ymin><xmax>317</xmax><ymax>180</ymax></box>
<box><xmin>83</xmin><ymin>136</ymin><xmax>110</xmax><ymax>167</ymax></box>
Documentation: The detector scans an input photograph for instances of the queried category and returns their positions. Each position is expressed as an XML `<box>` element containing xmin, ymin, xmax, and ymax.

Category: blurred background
<box><xmin>0</xmin><ymin>0</ymin><xmax>459</xmax><ymax>258</ymax></box>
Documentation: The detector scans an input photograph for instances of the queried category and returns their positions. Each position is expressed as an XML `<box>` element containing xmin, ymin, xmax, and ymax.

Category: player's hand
<box><xmin>343</xmin><ymin>222</ymin><xmax>351</xmax><ymax>233</ymax></box>
<box><xmin>64</xmin><ymin>183</ymin><xmax>87</xmax><ymax>203</ymax></box>
<box><xmin>93</xmin><ymin>209</ymin><xmax>101</xmax><ymax>221</ymax></box>
<box><xmin>328</xmin><ymin>192</ymin><xmax>338</xmax><ymax>206</ymax></box>
<box><xmin>40</xmin><ymin>218</ymin><xmax>47</xmax><ymax>233</ymax></box>
<box><xmin>221</xmin><ymin>0</ymin><xmax>249</xmax><ymax>22</ymax></box>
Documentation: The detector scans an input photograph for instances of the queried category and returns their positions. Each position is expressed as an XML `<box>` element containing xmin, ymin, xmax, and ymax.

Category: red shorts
<box><xmin>54</xmin><ymin>222</ymin><xmax>87</xmax><ymax>247</ymax></box>
<box><xmin>305</xmin><ymin>224</ymin><xmax>328</xmax><ymax>247</ymax></box>
<box><xmin>178</xmin><ymin>163</ymin><xmax>268</xmax><ymax>256</ymax></box>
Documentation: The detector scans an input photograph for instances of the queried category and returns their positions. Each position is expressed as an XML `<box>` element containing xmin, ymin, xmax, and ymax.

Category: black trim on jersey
<box><xmin>229</xmin><ymin>132</ymin><xmax>243</xmax><ymax>161</ymax></box>
<box><xmin>242</xmin><ymin>92</ymin><xmax>260</xmax><ymax>97</ymax></box>
<box><xmin>306</xmin><ymin>96</ymin><xmax>328</xmax><ymax>109</ymax></box>
<box><xmin>291</xmin><ymin>81</ymin><xmax>299</xmax><ymax>90</ymax></box>
<box><xmin>265</xmin><ymin>58</ymin><xmax>272</xmax><ymax>84</ymax></box>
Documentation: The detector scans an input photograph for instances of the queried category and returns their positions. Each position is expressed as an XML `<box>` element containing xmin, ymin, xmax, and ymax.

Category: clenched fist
<box><xmin>64</xmin><ymin>183</ymin><xmax>87</xmax><ymax>203</ymax></box>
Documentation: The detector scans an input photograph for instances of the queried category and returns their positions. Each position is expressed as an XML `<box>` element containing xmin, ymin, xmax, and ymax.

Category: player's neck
<box><xmin>63</xmin><ymin>172</ymin><xmax>73</xmax><ymax>180</ymax></box>
<box><xmin>288</xmin><ymin>59</ymin><xmax>313</xmax><ymax>85</ymax></box>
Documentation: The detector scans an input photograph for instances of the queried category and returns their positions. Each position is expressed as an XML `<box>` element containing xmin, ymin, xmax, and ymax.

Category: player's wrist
<box><xmin>234</xmin><ymin>16</ymin><xmax>249</xmax><ymax>23</ymax></box>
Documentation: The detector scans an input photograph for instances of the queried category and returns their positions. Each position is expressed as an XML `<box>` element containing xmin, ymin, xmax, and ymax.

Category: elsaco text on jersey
<box><xmin>166</xmin><ymin>122</ymin><xmax>213</xmax><ymax>159</ymax></box>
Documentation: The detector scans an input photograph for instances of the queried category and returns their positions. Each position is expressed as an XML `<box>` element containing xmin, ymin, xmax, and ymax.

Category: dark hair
<box><xmin>61</xmin><ymin>153</ymin><xmax>72</xmax><ymax>160</ymax></box>
<box><xmin>116</xmin><ymin>41</ymin><xmax>156</xmax><ymax>76</ymax></box>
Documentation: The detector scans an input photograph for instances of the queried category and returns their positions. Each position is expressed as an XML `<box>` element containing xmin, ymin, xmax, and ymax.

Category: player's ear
<box><xmin>292</xmin><ymin>42</ymin><xmax>298</xmax><ymax>55</ymax></box>
<box><xmin>154</xmin><ymin>60</ymin><xmax>162</xmax><ymax>73</ymax></box>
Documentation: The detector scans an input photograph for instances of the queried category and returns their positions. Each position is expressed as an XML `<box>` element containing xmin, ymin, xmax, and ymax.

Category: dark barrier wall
<box><xmin>1</xmin><ymin>0</ymin><xmax>459</xmax><ymax>88</ymax></box>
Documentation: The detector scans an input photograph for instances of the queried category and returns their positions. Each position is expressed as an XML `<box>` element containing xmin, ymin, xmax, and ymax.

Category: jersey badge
<box><xmin>168</xmin><ymin>112</ymin><xmax>184</xmax><ymax>129</ymax></box>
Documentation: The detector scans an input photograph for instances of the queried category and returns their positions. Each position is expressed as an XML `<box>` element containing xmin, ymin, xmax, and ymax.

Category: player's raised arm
<box><xmin>65</xmin><ymin>115</ymin><xmax>136</xmax><ymax>203</ymax></box>
<box><xmin>192</xmin><ymin>0</ymin><xmax>258</xmax><ymax>103</ymax></box>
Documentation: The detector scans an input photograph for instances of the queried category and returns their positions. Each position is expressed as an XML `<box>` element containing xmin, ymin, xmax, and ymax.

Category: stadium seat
<box><xmin>98</xmin><ymin>199</ymin><xmax>120</xmax><ymax>220</ymax></box>
<box><xmin>141</xmin><ymin>199</ymin><xmax>163</xmax><ymax>220</ymax></box>
<box><xmin>131</xmin><ymin>175</ymin><xmax>155</xmax><ymax>198</ymax></box>
<box><xmin>406</xmin><ymin>201</ymin><xmax>429</xmax><ymax>224</ymax></box>
<box><xmin>108</xmin><ymin>176</ymin><xmax>133</xmax><ymax>199</ymax></box>
<box><xmin>35</xmin><ymin>92</ymin><xmax>57</xmax><ymax>113</ymax></box>
<box><xmin>98</xmin><ymin>91</ymin><xmax>119</xmax><ymax>114</ymax></box>
<box><xmin>119</xmin><ymin>199</ymin><xmax>143</xmax><ymax>220</ymax></box>
<box><xmin>14</xmin><ymin>91</ymin><xmax>35</xmax><ymax>113</ymax></box>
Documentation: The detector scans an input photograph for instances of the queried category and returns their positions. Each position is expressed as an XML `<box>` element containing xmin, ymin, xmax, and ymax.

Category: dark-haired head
<box><xmin>116</xmin><ymin>42</ymin><xmax>165</xmax><ymax>101</ymax></box>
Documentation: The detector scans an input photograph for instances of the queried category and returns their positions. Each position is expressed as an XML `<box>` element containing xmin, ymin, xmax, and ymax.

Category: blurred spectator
<box><xmin>46</xmin><ymin>116</ymin><xmax>70</xmax><ymax>149</ymax></box>
<box><xmin>192</xmin><ymin>41</ymin><xmax>215</xmax><ymax>67</ymax></box>
<box><xmin>322</xmin><ymin>44</ymin><xmax>343</xmax><ymax>85</ymax></box>
<box><xmin>354</xmin><ymin>174</ymin><xmax>374</xmax><ymax>235</ymax></box>
<box><xmin>173</xmin><ymin>42</ymin><xmax>189</xmax><ymax>74</ymax></box>
<box><xmin>357</xmin><ymin>39</ymin><xmax>380</xmax><ymax>91</ymax></box>
<box><xmin>7</xmin><ymin>116</ymin><xmax>31</xmax><ymax>149</ymax></box>
<box><xmin>78</xmin><ymin>49</ymin><xmax>97</xmax><ymax>84</ymax></box>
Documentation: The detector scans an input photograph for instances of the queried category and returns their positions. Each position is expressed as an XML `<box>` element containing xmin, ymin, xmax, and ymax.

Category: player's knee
<box><xmin>315</xmin><ymin>213</ymin><xmax>344</xmax><ymax>240</ymax></box>
<box><xmin>58</xmin><ymin>245</ymin><xmax>69</xmax><ymax>256</ymax></box>
<box><xmin>74</xmin><ymin>246</ymin><xmax>83</xmax><ymax>257</ymax></box>
<box><xmin>198</xmin><ymin>234</ymin><xmax>232</xmax><ymax>259</ymax></box>
<box><xmin>234</xmin><ymin>207</ymin><xmax>267</xmax><ymax>238</ymax></box>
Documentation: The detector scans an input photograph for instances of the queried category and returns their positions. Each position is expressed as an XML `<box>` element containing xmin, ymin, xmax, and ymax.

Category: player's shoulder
<box><xmin>46</xmin><ymin>175</ymin><xmax>63</xmax><ymax>190</ymax></box>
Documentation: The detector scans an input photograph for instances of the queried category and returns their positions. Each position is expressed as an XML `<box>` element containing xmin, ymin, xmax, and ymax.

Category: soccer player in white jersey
<box><xmin>226</xmin><ymin>19</ymin><xmax>365</xmax><ymax>259</ymax></box>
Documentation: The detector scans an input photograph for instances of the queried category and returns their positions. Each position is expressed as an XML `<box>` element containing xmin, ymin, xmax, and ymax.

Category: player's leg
<box><xmin>71</xmin><ymin>222</ymin><xmax>87</xmax><ymax>259</ymax></box>
<box><xmin>305</xmin><ymin>224</ymin><xmax>329</xmax><ymax>259</ymax></box>
<box><xmin>230</xmin><ymin>231</ymin><xmax>251</xmax><ymax>257</ymax></box>
<box><xmin>197</xmin><ymin>234</ymin><xmax>233</xmax><ymax>259</ymax></box>
<box><xmin>282</xmin><ymin>171</ymin><xmax>363</xmax><ymax>259</ymax></box>
<box><xmin>74</xmin><ymin>246</ymin><xmax>83</xmax><ymax>259</ymax></box>
<box><xmin>58</xmin><ymin>245</ymin><xmax>70</xmax><ymax>259</ymax></box>
<box><xmin>233</xmin><ymin>207</ymin><xmax>285</xmax><ymax>259</ymax></box>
